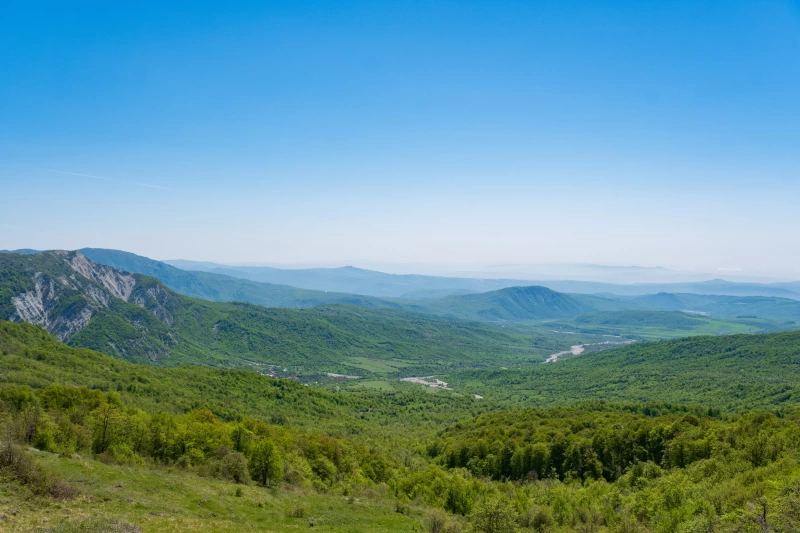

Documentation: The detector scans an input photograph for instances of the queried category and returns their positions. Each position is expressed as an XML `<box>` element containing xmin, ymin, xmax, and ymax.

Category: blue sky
<box><xmin>1</xmin><ymin>1</ymin><xmax>799</xmax><ymax>278</ymax></box>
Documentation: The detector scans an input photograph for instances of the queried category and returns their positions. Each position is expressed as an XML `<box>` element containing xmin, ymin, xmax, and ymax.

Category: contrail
<box><xmin>43</xmin><ymin>169</ymin><xmax>175</xmax><ymax>190</ymax></box>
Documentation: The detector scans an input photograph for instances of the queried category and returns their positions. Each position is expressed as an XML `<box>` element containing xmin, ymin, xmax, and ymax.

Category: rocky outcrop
<box><xmin>6</xmin><ymin>251</ymin><xmax>141</xmax><ymax>341</ymax></box>
<box><xmin>132</xmin><ymin>282</ymin><xmax>174</xmax><ymax>325</ymax></box>
<box><xmin>0</xmin><ymin>251</ymin><xmax>188</xmax><ymax>354</ymax></box>
<box><xmin>3</xmin><ymin>250</ymin><xmax>182</xmax><ymax>363</ymax></box>
<box><xmin>10</xmin><ymin>271</ymin><xmax>98</xmax><ymax>341</ymax></box>
<box><xmin>11</xmin><ymin>273</ymin><xmax>55</xmax><ymax>327</ymax></box>
<box><xmin>48</xmin><ymin>306</ymin><xmax>95</xmax><ymax>341</ymax></box>
<box><xmin>59</xmin><ymin>251</ymin><xmax>136</xmax><ymax>301</ymax></box>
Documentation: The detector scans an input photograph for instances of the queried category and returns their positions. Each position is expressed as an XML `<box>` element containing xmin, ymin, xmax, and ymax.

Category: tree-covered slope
<box><xmin>450</xmin><ymin>330</ymin><xmax>800</xmax><ymax>410</ymax></box>
<box><xmin>572</xmin><ymin>310</ymin><xmax>706</xmax><ymax>329</ymax></box>
<box><xmin>632</xmin><ymin>292</ymin><xmax>800</xmax><ymax>322</ymax></box>
<box><xmin>539</xmin><ymin>309</ymin><xmax>764</xmax><ymax>340</ymax></box>
<box><xmin>0</xmin><ymin>320</ymin><xmax>480</xmax><ymax>432</ymax></box>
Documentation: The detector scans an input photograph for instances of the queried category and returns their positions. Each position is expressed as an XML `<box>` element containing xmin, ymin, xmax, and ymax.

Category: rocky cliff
<box><xmin>0</xmin><ymin>251</ymin><xmax>178</xmax><ymax>352</ymax></box>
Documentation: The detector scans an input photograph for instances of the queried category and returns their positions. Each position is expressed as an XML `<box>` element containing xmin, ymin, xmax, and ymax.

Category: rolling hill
<box><xmin>34</xmin><ymin>248</ymin><xmax>800</xmax><ymax>332</ymax></box>
<box><xmin>0</xmin><ymin>320</ymin><xmax>480</xmax><ymax>430</ymax></box>
<box><xmin>5</xmin><ymin>320</ymin><xmax>800</xmax><ymax>533</ymax></box>
<box><xmin>402</xmin><ymin>285</ymin><xmax>628</xmax><ymax>321</ymax></box>
<box><xmin>631</xmin><ymin>292</ymin><xmax>800</xmax><ymax>322</ymax></box>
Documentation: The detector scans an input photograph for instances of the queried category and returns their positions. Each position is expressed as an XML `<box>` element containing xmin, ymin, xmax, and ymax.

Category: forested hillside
<box><xmin>0</xmin><ymin>321</ymin><xmax>480</xmax><ymax>434</ymax></box>
<box><xmin>631</xmin><ymin>292</ymin><xmax>800</xmax><ymax>322</ymax></box>
<box><xmin>450</xmin><ymin>330</ymin><xmax>800</xmax><ymax>409</ymax></box>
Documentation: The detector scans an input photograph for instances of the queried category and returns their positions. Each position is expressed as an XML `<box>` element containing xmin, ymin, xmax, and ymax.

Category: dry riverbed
<box><xmin>544</xmin><ymin>340</ymin><xmax>635</xmax><ymax>363</ymax></box>
<box><xmin>399</xmin><ymin>376</ymin><xmax>453</xmax><ymax>390</ymax></box>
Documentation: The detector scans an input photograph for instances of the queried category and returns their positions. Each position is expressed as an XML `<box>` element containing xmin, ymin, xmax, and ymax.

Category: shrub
<box><xmin>175</xmin><ymin>454</ymin><xmax>192</xmax><ymax>469</ymax></box>
<box><xmin>522</xmin><ymin>505</ymin><xmax>554</xmax><ymax>533</ymax></box>
<box><xmin>445</xmin><ymin>522</ymin><xmax>464</xmax><ymax>533</ymax></box>
<box><xmin>469</xmin><ymin>498</ymin><xmax>519</xmax><ymax>533</ymax></box>
<box><xmin>287</xmin><ymin>505</ymin><xmax>306</xmax><ymax>518</ymax></box>
<box><xmin>425</xmin><ymin>509</ymin><xmax>449</xmax><ymax>533</ymax></box>
<box><xmin>0</xmin><ymin>440</ymin><xmax>78</xmax><ymax>499</ymax></box>
<box><xmin>220</xmin><ymin>451</ymin><xmax>251</xmax><ymax>484</ymax></box>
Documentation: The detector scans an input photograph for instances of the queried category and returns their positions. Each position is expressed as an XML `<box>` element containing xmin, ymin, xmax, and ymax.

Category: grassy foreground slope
<box><xmin>0</xmin><ymin>452</ymin><xmax>421</xmax><ymax>533</ymax></box>
<box><xmin>450</xmin><ymin>330</ymin><xmax>800</xmax><ymax>410</ymax></box>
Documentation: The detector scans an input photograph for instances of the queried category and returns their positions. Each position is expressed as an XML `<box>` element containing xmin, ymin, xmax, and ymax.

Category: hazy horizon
<box><xmin>2</xmin><ymin>2</ymin><xmax>799</xmax><ymax>279</ymax></box>
<box><xmin>3</xmin><ymin>247</ymin><xmax>795</xmax><ymax>283</ymax></box>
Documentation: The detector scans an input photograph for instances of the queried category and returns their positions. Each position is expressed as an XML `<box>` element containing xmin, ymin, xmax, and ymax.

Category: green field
<box><xmin>342</xmin><ymin>356</ymin><xmax>412</xmax><ymax>374</ymax></box>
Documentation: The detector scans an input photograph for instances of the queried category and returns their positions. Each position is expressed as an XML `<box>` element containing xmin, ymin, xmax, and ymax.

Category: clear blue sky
<box><xmin>2</xmin><ymin>1</ymin><xmax>799</xmax><ymax>278</ymax></box>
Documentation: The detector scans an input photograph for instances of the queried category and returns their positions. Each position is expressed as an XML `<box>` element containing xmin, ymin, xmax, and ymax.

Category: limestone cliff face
<box><xmin>11</xmin><ymin>272</ymin><xmax>59</xmax><ymax>328</ymax></box>
<box><xmin>131</xmin><ymin>282</ymin><xmax>175</xmax><ymax>325</ymax></box>
<box><xmin>4</xmin><ymin>251</ymin><xmax>173</xmax><ymax>344</ymax></box>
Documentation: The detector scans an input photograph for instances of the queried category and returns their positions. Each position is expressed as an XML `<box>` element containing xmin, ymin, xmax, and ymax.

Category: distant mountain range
<box><xmin>7</xmin><ymin>250</ymin><xmax>798</xmax><ymax>300</ymax></box>
<box><xmin>4</xmin><ymin>249</ymin><xmax>800</xmax><ymax>345</ymax></box>
<box><xmin>60</xmin><ymin>249</ymin><xmax>800</xmax><ymax>325</ymax></box>
<box><xmin>165</xmin><ymin>259</ymin><xmax>533</xmax><ymax>298</ymax></box>
<box><xmin>165</xmin><ymin>258</ymin><xmax>800</xmax><ymax>300</ymax></box>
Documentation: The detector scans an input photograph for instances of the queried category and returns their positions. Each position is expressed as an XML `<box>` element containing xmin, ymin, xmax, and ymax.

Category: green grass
<box><xmin>0</xmin><ymin>450</ymin><xmax>422</xmax><ymax>533</ymax></box>
<box><xmin>342</xmin><ymin>357</ymin><xmax>411</xmax><ymax>374</ymax></box>
<box><xmin>348</xmin><ymin>379</ymin><xmax>395</xmax><ymax>391</ymax></box>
